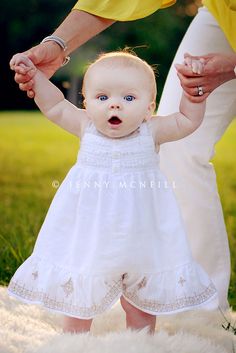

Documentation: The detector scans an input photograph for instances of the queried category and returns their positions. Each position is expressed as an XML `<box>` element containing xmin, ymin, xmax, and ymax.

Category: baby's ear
<box><xmin>145</xmin><ymin>101</ymin><xmax>156</xmax><ymax>121</ymax></box>
<box><xmin>83</xmin><ymin>99</ymin><xmax>87</xmax><ymax>109</ymax></box>
<box><xmin>150</xmin><ymin>101</ymin><xmax>156</xmax><ymax>113</ymax></box>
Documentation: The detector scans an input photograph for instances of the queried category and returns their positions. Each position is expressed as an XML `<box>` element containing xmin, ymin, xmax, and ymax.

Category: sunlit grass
<box><xmin>212</xmin><ymin>118</ymin><xmax>236</xmax><ymax>308</ymax></box>
<box><xmin>0</xmin><ymin>111</ymin><xmax>79</xmax><ymax>283</ymax></box>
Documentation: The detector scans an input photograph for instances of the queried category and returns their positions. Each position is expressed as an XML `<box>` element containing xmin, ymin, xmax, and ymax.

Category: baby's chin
<box><xmin>96</xmin><ymin>125</ymin><xmax>139</xmax><ymax>139</ymax></box>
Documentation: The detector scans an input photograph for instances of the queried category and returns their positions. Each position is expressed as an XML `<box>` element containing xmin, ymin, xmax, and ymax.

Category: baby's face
<box><xmin>84</xmin><ymin>64</ymin><xmax>155</xmax><ymax>138</ymax></box>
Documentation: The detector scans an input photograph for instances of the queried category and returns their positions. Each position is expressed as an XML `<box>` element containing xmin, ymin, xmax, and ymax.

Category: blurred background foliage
<box><xmin>2</xmin><ymin>0</ymin><xmax>201</xmax><ymax>109</ymax></box>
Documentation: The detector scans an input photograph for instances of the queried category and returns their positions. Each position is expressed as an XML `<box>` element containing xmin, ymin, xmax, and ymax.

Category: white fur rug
<box><xmin>0</xmin><ymin>286</ymin><xmax>235</xmax><ymax>353</ymax></box>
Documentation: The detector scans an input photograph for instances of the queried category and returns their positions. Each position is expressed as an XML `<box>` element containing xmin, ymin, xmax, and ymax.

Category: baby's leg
<box><xmin>63</xmin><ymin>315</ymin><xmax>93</xmax><ymax>334</ymax></box>
<box><xmin>120</xmin><ymin>296</ymin><xmax>156</xmax><ymax>334</ymax></box>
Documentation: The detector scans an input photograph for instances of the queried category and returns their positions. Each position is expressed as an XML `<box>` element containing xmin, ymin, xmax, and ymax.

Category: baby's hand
<box><xmin>10</xmin><ymin>53</ymin><xmax>36</xmax><ymax>77</ymax></box>
<box><xmin>184</xmin><ymin>55</ymin><xmax>205</xmax><ymax>75</ymax></box>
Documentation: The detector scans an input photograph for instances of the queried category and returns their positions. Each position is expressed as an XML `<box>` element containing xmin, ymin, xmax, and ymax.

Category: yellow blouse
<box><xmin>73</xmin><ymin>0</ymin><xmax>176</xmax><ymax>21</ymax></box>
<box><xmin>202</xmin><ymin>0</ymin><xmax>236</xmax><ymax>51</ymax></box>
<box><xmin>73</xmin><ymin>0</ymin><xmax>236</xmax><ymax>51</ymax></box>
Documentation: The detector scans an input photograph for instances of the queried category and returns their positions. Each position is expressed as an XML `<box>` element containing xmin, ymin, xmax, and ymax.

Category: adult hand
<box><xmin>10</xmin><ymin>41</ymin><xmax>65</xmax><ymax>98</ymax></box>
<box><xmin>175</xmin><ymin>52</ymin><xmax>236</xmax><ymax>103</ymax></box>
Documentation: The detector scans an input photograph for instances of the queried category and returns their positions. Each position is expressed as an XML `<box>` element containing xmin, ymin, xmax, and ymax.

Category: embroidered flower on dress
<box><xmin>178</xmin><ymin>276</ymin><xmax>186</xmax><ymax>287</ymax></box>
<box><xmin>121</xmin><ymin>273</ymin><xmax>128</xmax><ymax>291</ymax></box>
<box><xmin>61</xmin><ymin>277</ymin><xmax>74</xmax><ymax>297</ymax></box>
<box><xmin>137</xmin><ymin>277</ymin><xmax>147</xmax><ymax>290</ymax></box>
<box><xmin>32</xmin><ymin>271</ymin><xmax>38</xmax><ymax>280</ymax></box>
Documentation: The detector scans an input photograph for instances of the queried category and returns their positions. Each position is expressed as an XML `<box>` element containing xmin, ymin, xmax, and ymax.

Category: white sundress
<box><xmin>8</xmin><ymin>120</ymin><xmax>219</xmax><ymax>319</ymax></box>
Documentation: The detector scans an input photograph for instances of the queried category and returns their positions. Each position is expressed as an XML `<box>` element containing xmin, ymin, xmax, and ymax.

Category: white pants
<box><xmin>158</xmin><ymin>7</ymin><xmax>236</xmax><ymax>310</ymax></box>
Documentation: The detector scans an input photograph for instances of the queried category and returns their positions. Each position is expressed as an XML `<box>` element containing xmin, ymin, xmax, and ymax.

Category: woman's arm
<box><xmin>12</xmin><ymin>54</ymin><xmax>89</xmax><ymax>137</ymax></box>
<box><xmin>11</xmin><ymin>10</ymin><xmax>115</xmax><ymax>97</ymax></box>
<box><xmin>54</xmin><ymin>10</ymin><xmax>115</xmax><ymax>57</ymax></box>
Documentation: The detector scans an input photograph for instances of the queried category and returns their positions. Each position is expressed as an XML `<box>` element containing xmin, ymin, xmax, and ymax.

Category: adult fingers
<box><xmin>177</xmin><ymin>72</ymin><xmax>205</xmax><ymax>88</ymax></box>
<box><xmin>14</xmin><ymin>70</ymin><xmax>35</xmax><ymax>84</ymax></box>
<box><xmin>24</xmin><ymin>46</ymin><xmax>46</xmax><ymax>66</ymax></box>
<box><xmin>27</xmin><ymin>90</ymin><xmax>35</xmax><ymax>99</ymax></box>
<box><xmin>183</xmin><ymin>91</ymin><xmax>210</xmax><ymax>103</ymax></box>
<box><xmin>175</xmin><ymin>63</ymin><xmax>204</xmax><ymax>78</ymax></box>
<box><xmin>16</xmin><ymin>56</ymin><xmax>32</xmax><ymax>67</ymax></box>
<box><xmin>184</xmin><ymin>52</ymin><xmax>212</xmax><ymax>62</ymax></box>
<box><xmin>183</xmin><ymin>85</ymin><xmax>206</xmax><ymax>97</ymax></box>
<box><xmin>184</xmin><ymin>52</ymin><xmax>207</xmax><ymax>62</ymax></box>
<box><xmin>184</xmin><ymin>52</ymin><xmax>201</xmax><ymax>61</ymax></box>
<box><xmin>14</xmin><ymin>65</ymin><xmax>32</xmax><ymax>75</ymax></box>
<box><xmin>10</xmin><ymin>53</ymin><xmax>27</xmax><ymax>69</ymax></box>
<box><xmin>177</xmin><ymin>72</ymin><xmax>210</xmax><ymax>96</ymax></box>
<box><xmin>9</xmin><ymin>53</ymin><xmax>20</xmax><ymax>69</ymax></box>
<box><xmin>19</xmin><ymin>80</ymin><xmax>34</xmax><ymax>92</ymax></box>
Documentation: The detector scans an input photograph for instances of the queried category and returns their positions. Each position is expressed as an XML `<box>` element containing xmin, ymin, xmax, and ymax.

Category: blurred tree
<box><xmin>2</xmin><ymin>0</ymin><xmax>201</xmax><ymax>110</ymax></box>
<box><xmin>1</xmin><ymin>0</ymin><xmax>75</xmax><ymax>110</ymax></box>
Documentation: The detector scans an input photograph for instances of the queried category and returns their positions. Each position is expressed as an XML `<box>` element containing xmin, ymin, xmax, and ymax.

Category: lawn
<box><xmin>0</xmin><ymin>111</ymin><xmax>235</xmax><ymax>308</ymax></box>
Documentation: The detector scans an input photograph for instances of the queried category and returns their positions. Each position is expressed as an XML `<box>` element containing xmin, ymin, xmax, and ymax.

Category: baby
<box><xmin>8</xmin><ymin>51</ymin><xmax>218</xmax><ymax>335</ymax></box>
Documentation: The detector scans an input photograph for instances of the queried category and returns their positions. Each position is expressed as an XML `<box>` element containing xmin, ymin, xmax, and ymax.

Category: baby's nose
<box><xmin>109</xmin><ymin>103</ymin><xmax>120</xmax><ymax>110</ymax></box>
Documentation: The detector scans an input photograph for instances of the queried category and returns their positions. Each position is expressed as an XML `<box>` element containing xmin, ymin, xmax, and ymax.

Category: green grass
<box><xmin>0</xmin><ymin>111</ymin><xmax>79</xmax><ymax>283</ymax></box>
<box><xmin>0</xmin><ymin>111</ymin><xmax>235</xmax><ymax>309</ymax></box>
<box><xmin>213</xmin><ymin>119</ymin><xmax>236</xmax><ymax>308</ymax></box>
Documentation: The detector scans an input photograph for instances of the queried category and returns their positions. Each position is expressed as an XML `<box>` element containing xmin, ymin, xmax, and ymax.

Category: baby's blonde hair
<box><xmin>82</xmin><ymin>50</ymin><xmax>157</xmax><ymax>102</ymax></box>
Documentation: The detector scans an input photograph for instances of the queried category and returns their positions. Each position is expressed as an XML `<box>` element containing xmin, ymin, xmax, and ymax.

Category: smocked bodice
<box><xmin>76</xmin><ymin>121</ymin><xmax>160</xmax><ymax>173</ymax></box>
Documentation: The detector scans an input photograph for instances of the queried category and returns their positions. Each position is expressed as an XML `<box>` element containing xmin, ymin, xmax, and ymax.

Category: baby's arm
<box><xmin>152</xmin><ymin>59</ymin><xmax>206</xmax><ymax>145</ymax></box>
<box><xmin>11</xmin><ymin>54</ymin><xmax>89</xmax><ymax>137</ymax></box>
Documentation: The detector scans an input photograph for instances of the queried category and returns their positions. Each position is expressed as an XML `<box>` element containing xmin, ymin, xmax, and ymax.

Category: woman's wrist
<box><xmin>41</xmin><ymin>37</ymin><xmax>70</xmax><ymax>66</ymax></box>
<box><xmin>216</xmin><ymin>53</ymin><xmax>236</xmax><ymax>82</ymax></box>
<box><xmin>52</xmin><ymin>10</ymin><xmax>114</xmax><ymax>56</ymax></box>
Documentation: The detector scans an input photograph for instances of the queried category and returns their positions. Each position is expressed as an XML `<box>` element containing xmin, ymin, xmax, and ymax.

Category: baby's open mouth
<box><xmin>108</xmin><ymin>116</ymin><xmax>122</xmax><ymax>125</ymax></box>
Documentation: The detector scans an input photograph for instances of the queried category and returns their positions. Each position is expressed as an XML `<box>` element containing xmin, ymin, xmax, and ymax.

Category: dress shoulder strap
<box><xmin>85</xmin><ymin>120</ymin><xmax>96</xmax><ymax>133</ymax></box>
<box><xmin>140</xmin><ymin>120</ymin><xmax>160</xmax><ymax>153</ymax></box>
<box><xmin>139</xmin><ymin>120</ymin><xmax>152</xmax><ymax>136</ymax></box>
<box><xmin>81</xmin><ymin>119</ymin><xmax>97</xmax><ymax>137</ymax></box>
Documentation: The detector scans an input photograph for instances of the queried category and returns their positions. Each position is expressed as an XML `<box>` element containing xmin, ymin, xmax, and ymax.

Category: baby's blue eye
<box><xmin>124</xmin><ymin>95</ymin><xmax>135</xmax><ymax>102</ymax></box>
<box><xmin>98</xmin><ymin>95</ymin><xmax>108</xmax><ymax>101</ymax></box>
